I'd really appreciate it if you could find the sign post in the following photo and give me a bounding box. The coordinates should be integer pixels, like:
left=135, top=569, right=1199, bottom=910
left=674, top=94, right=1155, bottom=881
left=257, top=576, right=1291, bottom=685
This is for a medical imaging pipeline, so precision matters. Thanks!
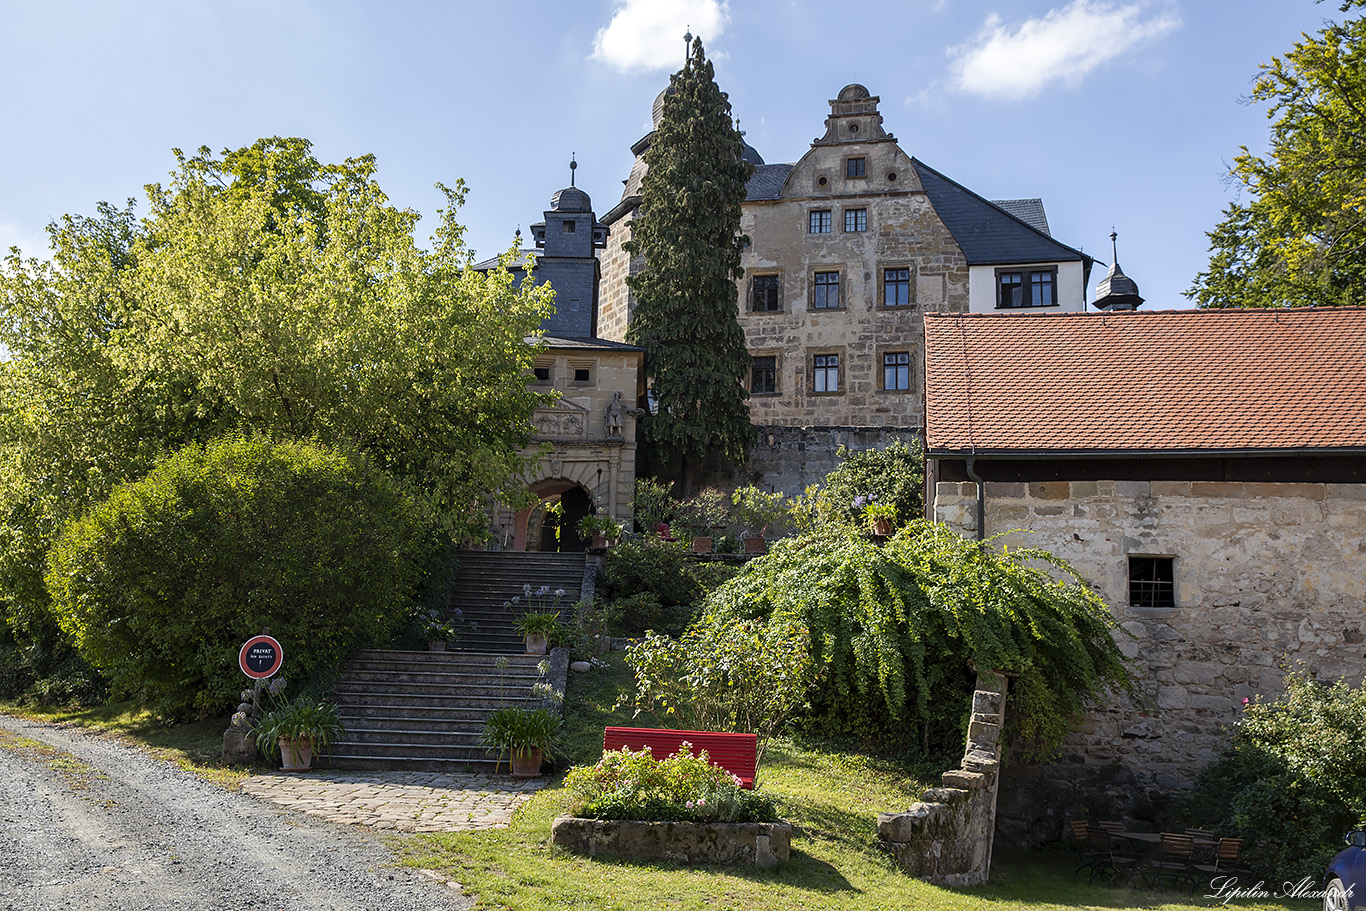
left=239, top=635, right=284, bottom=680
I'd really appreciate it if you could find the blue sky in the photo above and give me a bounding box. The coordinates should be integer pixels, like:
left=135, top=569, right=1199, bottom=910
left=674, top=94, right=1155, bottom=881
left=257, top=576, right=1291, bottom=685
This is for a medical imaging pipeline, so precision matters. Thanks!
left=0, top=0, right=1339, bottom=309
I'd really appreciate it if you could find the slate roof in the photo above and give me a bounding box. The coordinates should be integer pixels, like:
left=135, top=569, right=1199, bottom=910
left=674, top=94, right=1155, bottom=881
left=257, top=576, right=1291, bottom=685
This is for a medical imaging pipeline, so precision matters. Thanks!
left=923, top=309, right=1366, bottom=455
left=746, top=164, right=794, bottom=201
left=913, top=159, right=1088, bottom=266
left=990, top=198, right=1050, bottom=236
left=471, top=250, right=536, bottom=271
left=531, top=335, right=643, bottom=352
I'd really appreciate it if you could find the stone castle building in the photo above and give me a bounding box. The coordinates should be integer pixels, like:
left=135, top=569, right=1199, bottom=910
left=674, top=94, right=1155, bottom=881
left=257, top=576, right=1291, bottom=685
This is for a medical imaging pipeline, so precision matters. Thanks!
left=598, top=84, right=1094, bottom=493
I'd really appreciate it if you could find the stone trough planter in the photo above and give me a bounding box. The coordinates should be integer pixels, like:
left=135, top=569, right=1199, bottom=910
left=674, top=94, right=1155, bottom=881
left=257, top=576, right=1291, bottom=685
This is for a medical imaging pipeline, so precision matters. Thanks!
left=550, top=817, right=792, bottom=868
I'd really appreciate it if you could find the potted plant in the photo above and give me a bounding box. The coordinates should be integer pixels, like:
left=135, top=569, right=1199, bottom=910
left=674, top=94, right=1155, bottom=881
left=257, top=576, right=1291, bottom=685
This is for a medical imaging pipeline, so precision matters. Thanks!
left=679, top=488, right=731, bottom=554
left=480, top=705, right=561, bottom=777
left=424, top=609, right=459, bottom=652
left=254, top=695, right=345, bottom=772
left=515, top=610, right=561, bottom=655
left=577, top=513, right=624, bottom=549
left=731, top=486, right=791, bottom=554
left=865, top=502, right=898, bottom=536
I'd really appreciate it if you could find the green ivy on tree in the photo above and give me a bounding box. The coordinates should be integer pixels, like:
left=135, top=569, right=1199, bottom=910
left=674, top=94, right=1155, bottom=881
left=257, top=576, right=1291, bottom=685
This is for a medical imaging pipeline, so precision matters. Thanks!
left=625, top=38, right=755, bottom=489
left=1189, top=1, right=1366, bottom=307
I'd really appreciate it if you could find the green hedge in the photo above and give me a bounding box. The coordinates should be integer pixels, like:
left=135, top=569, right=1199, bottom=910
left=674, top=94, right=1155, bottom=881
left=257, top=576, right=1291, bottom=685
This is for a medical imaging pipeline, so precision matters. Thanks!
left=46, top=435, right=433, bottom=718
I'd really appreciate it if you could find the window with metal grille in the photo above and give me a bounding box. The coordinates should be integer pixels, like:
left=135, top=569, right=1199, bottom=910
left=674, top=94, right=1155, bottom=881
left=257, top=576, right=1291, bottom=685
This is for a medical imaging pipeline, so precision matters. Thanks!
left=883, top=351, right=910, bottom=390
left=751, top=275, right=780, bottom=312
left=813, top=271, right=840, bottom=309
left=844, top=208, right=867, bottom=232
left=813, top=353, right=840, bottom=392
left=808, top=210, right=832, bottom=234
left=1129, top=556, right=1175, bottom=607
left=884, top=268, right=910, bottom=306
left=751, top=355, right=777, bottom=394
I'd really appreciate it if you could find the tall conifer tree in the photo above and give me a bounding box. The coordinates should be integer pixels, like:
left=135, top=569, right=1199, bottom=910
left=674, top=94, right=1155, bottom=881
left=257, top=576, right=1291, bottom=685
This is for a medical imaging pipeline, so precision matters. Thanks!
left=625, top=38, right=754, bottom=489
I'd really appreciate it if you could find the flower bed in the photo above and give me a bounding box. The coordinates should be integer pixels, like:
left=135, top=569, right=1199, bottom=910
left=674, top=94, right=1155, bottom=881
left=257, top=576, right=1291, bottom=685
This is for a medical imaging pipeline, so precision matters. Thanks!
left=551, top=745, right=790, bottom=867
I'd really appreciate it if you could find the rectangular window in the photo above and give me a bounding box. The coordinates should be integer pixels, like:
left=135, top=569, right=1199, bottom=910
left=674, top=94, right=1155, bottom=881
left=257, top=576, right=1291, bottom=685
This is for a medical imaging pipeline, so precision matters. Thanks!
left=813, top=271, right=841, bottom=309
left=1129, top=556, right=1175, bottom=607
left=884, top=268, right=911, bottom=306
left=562, top=220, right=576, bottom=233
left=751, top=275, right=780, bottom=312
left=846, top=157, right=866, bottom=178
left=533, top=365, right=551, bottom=383
left=997, top=267, right=1058, bottom=308
left=883, top=351, right=910, bottom=390
left=573, top=368, right=591, bottom=383
left=813, top=353, right=840, bottom=393
left=808, top=210, right=832, bottom=234
left=751, top=355, right=777, bottom=394
left=844, top=208, right=867, bottom=232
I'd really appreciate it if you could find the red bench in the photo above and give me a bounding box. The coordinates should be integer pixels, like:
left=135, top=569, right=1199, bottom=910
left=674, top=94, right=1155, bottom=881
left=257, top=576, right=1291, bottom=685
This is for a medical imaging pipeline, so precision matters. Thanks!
left=602, top=726, right=757, bottom=789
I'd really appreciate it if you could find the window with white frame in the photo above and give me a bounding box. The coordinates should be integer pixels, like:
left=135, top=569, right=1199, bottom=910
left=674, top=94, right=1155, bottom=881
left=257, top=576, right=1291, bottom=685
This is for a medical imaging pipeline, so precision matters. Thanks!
left=813, top=353, right=840, bottom=393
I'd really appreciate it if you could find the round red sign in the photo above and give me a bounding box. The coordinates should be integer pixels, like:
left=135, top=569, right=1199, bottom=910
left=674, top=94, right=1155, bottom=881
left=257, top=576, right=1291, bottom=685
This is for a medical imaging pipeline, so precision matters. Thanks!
left=239, top=635, right=284, bottom=679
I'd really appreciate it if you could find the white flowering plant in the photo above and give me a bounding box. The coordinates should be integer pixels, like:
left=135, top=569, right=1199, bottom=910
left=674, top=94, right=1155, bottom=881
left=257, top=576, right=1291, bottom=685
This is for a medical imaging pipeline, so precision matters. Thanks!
left=563, top=745, right=778, bottom=823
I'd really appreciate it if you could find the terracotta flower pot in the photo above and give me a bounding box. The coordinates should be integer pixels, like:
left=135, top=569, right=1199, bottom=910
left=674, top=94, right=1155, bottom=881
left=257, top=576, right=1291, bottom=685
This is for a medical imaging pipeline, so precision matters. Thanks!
left=525, top=632, right=549, bottom=655
left=872, top=517, right=894, bottom=536
left=278, top=736, right=313, bottom=772
left=510, top=747, right=544, bottom=778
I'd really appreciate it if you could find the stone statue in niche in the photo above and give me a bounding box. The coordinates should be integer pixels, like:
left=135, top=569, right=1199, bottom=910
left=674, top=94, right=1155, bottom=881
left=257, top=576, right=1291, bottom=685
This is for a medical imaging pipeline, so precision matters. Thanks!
left=604, top=391, right=625, bottom=439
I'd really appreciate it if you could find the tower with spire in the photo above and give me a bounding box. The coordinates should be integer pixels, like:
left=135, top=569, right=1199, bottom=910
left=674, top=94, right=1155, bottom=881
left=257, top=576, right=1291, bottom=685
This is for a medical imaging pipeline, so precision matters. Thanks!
left=1091, top=231, right=1144, bottom=311
left=527, top=157, right=609, bottom=337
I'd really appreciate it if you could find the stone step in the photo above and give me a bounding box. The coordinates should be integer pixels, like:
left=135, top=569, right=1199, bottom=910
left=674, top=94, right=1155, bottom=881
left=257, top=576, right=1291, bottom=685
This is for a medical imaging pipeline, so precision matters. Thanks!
left=336, top=711, right=491, bottom=730
left=340, top=667, right=543, bottom=686
left=333, top=691, right=543, bottom=710
left=347, top=649, right=545, bottom=668
left=335, top=679, right=547, bottom=699
left=341, top=726, right=485, bottom=746
left=324, top=754, right=508, bottom=773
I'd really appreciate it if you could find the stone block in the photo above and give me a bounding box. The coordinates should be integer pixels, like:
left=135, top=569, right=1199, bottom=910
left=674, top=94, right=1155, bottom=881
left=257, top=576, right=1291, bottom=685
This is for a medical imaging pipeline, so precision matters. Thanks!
left=1191, top=482, right=1245, bottom=498
left=967, top=720, right=1001, bottom=745
left=972, top=690, right=1004, bottom=717
left=985, top=482, right=1026, bottom=498
left=941, top=769, right=990, bottom=790
left=222, top=727, right=257, bottom=764
left=1117, top=480, right=1151, bottom=498
left=1156, top=687, right=1189, bottom=710
left=920, top=787, right=968, bottom=804
left=1029, top=482, right=1070, bottom=500
left=1071, top=481, right=1100, bottom=498
left=1150, top=481, right=1191, bottom=497
left=878, top=810, right=929, bottom=842
left=1244, top=482, right=1326, bottom=500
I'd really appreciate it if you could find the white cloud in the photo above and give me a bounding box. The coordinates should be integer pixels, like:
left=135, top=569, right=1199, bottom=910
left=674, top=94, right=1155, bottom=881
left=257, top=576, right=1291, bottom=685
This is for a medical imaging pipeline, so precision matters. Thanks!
left=949, top=1, right=1180, bottom=101
left=591, top=0, right=729, bottom=74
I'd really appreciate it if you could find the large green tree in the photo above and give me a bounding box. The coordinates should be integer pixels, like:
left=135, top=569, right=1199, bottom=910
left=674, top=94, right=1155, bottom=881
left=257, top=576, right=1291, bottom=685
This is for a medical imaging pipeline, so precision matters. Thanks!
left=1189, top=1, right=1366, bottom=307
left=0, top=138, right=551, bottom=675
left=625, top=39, right=754, bottom=489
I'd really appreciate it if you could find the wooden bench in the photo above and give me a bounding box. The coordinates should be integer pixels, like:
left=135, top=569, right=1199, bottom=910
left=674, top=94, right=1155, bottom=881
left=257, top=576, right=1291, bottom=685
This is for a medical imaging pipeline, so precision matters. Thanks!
left=602, top=726, right=756, bottom=789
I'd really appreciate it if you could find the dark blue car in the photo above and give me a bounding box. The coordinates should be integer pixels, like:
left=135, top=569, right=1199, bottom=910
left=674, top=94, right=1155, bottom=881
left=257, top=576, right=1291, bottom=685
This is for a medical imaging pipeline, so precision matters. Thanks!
left=1325, top=832, right=1366, bottom=911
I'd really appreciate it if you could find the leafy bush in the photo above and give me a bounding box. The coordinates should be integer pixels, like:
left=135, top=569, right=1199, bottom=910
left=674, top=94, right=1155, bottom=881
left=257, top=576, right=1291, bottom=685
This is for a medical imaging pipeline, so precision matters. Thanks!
left=565, top=746, right=779, bottom=823
left=792, top=442, right=923, bottom=533
left=602, top=538, right=700, bottom=606
left=622, top=612, right=812, bottom=764
left=1168, top=669, right=1366, bottom=881
left=629, top=477, right=677, bottom=535
left=45, top=435, right=433, bottom=719
left=693, top=522, right=1134, bottom=763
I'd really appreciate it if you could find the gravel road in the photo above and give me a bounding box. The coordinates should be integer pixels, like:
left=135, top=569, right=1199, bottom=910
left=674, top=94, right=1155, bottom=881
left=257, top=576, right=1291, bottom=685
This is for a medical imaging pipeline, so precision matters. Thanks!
left=0, top=714, right=469, bottom=911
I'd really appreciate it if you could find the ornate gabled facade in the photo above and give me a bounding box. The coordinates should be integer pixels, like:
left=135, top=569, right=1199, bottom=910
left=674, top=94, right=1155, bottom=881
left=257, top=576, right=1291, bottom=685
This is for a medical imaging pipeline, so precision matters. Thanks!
left=598, top=84, right=1094, bottom=494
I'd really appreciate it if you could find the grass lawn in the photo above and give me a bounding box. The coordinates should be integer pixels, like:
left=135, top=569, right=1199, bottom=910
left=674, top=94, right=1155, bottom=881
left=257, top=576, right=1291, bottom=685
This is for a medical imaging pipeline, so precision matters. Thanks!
left=396, top=654, right=1309, bottom=911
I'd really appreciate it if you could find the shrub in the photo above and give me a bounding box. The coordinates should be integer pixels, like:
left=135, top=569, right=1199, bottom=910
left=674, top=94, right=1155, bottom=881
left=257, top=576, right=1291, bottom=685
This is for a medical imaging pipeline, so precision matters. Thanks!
left=688, top=522, right=1134, bottom=763
left=1168, top=669, right=1366, bottom=881
left=565, top=746, right=779, bottom=823
left=629, top=477, right=677, bottom=535
left=622, top=611, right=812, bottom=764
left=45, top=435, right=433, bottom=719
left=792, top=441, right=923, bottom=533
left=602, top=538, right=699, bottom=606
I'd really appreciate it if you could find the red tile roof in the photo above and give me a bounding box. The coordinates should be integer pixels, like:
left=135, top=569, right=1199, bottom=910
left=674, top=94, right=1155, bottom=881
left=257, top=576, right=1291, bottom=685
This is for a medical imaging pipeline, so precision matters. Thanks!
left=923, top=309, right=1366, bottom=455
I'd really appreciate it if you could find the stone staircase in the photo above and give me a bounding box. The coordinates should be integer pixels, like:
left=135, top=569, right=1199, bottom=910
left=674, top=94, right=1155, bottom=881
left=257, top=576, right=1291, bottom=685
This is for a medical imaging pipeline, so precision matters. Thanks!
left=325, top=551, right=586, bottom=771
left=449, top=551, right=585, bottom=653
